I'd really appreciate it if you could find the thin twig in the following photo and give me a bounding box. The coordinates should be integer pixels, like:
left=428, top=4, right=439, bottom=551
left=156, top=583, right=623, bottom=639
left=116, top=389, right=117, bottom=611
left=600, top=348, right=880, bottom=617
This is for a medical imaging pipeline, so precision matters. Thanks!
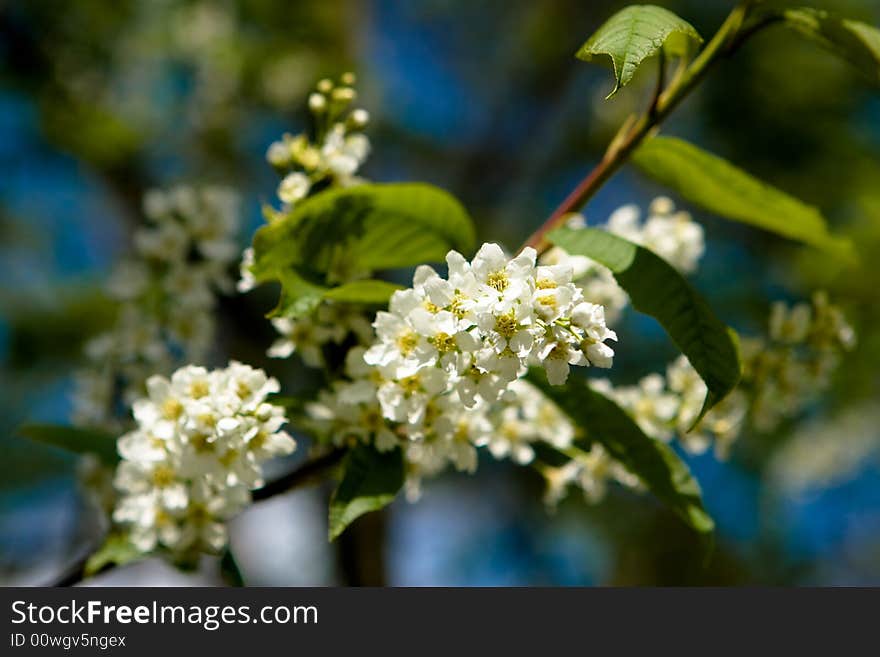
left=252, top=448, right=345, bottom=501
left=648, top=49, right=666, bottom=120
left=521, top=1, right=767, bottom=255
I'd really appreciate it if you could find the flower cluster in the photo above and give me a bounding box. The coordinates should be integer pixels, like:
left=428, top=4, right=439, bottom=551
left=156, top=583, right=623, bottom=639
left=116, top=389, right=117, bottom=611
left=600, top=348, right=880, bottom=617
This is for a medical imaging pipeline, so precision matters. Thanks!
left=591, top=357, right=748, bottom=459
left=577, top=292, right=854, bottom=461
left=541, top=197, right=705, bottom=324
left=237, top=74, right=375, bottom=367
left=306, top=351, right=633, bottom=501
left=266, top=72, right=370, bottom=209
left=665, top=357, right=747, bottom=457
left=604, top=197, right=705, bottom=274
left=237, top=79, right=852, bottom=527
left=304, top=242, right=619, bottom=498
left=112, top=363, right=296, bottom=557
left=743, top=291, right=855, bottom=431
left=770, top=402, right=880, bottom=495
left=268, top=305, right=374, bottom=368
left=72, top=186, right=241, bottom=430
left=540, top=444, right=642, bottom=506
left=366, top=243, right=616, bottom=397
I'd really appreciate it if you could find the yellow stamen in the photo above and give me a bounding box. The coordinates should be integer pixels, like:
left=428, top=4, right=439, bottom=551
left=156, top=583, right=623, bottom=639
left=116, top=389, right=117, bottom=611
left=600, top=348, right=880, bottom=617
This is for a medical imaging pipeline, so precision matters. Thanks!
left=449, top=295, right=468, bottom=319
left=487, top=271, right=509, bottom=292
left=161, top=398, right=183, bottom=420
left=189, top=432, right=214, bottom=453
left=189, top=380, right=210, bottom=399
left=219, top=449, right=239, bottom=467
left=396, top=330, right=419, bottom=355
left=432, top=332, right=457, bottom=353
left=494, top=312, right=518, bottom=338
left=151, top=465, right=176, bottom=488
left=399, top=375, right=421, bottom=395
left=249, top=431, right=267, bottom=451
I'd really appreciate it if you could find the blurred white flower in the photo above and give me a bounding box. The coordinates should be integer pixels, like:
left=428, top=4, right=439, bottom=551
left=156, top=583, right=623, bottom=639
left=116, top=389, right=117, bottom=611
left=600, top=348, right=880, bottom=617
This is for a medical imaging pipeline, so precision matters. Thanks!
left=277, top=172, right=311, bottom=205
left=72, top=186, right=241, bottom=431
left=540, top=198, right=706, bottom=326
left=541, top=444, right=640, bottom=506
left=268, top=304, right=373, bottom=368
left=770, top=403, right=880, bottom=495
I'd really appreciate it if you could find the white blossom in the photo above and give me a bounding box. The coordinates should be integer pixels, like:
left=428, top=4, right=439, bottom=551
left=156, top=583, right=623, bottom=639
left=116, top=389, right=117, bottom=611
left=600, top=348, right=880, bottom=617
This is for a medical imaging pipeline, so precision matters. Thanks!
left=237, top=247, right=256, bottom=293
left=238, top=75, right=372, bottom=294
left=112, top=362, right=295, bottom=558
left=597, top=373, right=679, bottom=441
left=666, top=355, right=747, bottom=456
left=322, top=123, right=370, bottom=181
left=539, top=198, right=706, bottom=326
left=301, top=241, right=617, bottom=495
left=606, top=197, right=705, bottom=274
left=745, top=292, right=855, bottom=433
left=268, top=304, right=374, bottom=368
left=277, top=171, right=311, bottom=205
left=363, top=243, right=616, bottom=427
left=263, top=76, right=371, bottom=203
left=541, top=444, right=640, bottom=506
left=769, top=300, right=811, bottom=344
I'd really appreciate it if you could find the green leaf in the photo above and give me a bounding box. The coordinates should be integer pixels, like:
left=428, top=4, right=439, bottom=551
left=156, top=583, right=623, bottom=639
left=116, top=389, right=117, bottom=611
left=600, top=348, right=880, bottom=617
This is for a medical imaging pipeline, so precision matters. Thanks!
left=268, top=269, right=328, bottom=318
left=253, top=183, right=475, bottom=284
left=269, top=275, right=403, bottom=319
left=85, top=533, right=142, bottom=577
left=531, top=442, right=574, bottom=468
left=548, top=227, right=741, bottom=421
left=19, top=423, right=120, bottom=466
left=632, top=136, right=855, bottom=260
left=328, top=445, right=404, bottom=541
left=219, top=548, right=245, bottom=587
left=530, top=374, right=714, bottom=534
left=784, top=8, right=880, bottom=84
left=323, top=279, right=404, bottom=304
left=577, top=5, right=702, bottom=98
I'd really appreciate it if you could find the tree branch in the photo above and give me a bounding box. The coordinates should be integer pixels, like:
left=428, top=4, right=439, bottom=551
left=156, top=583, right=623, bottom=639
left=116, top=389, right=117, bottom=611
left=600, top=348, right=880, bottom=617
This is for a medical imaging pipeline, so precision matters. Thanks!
left=45, top=448, right=346, bottom=587
left=521, top=1, right=765, bottom=255
left=252, top=448, right=345, bottom=502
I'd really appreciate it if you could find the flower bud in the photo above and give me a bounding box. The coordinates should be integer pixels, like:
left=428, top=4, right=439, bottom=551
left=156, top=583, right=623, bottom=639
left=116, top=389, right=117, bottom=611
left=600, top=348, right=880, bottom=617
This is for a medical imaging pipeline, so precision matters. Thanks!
left=649, top=196, right=675, bottom=216
left=266, top=141, right=290, bottom=167
left=308, top=92, right=327, bottom=113
left=332, top=87, right=356, bottom=103
left=278, top=172, right=311, bottom=204
left=350, top=108, right=370, bottom=128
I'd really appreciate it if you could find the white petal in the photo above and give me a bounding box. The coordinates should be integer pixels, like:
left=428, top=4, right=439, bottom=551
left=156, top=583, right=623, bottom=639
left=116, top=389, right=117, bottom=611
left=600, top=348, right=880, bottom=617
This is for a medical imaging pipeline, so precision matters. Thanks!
left=544, top=359, right=570, bottom=385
